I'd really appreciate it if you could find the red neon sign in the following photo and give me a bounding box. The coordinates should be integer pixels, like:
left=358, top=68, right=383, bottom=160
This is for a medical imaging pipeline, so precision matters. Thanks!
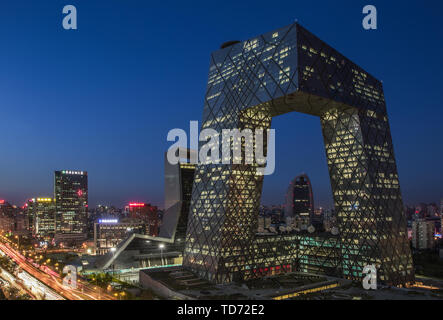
left=0, top=200, right=5, bottom=204
left=129, top=203, right=145, bottom=207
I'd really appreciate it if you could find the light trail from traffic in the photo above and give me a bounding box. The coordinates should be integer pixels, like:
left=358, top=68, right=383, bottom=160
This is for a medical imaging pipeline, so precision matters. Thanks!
left=0, top=266, right=38, bottom=299
left=16, top=270, right=64, bottom=300
left=0, top=240, right=115, bottom=300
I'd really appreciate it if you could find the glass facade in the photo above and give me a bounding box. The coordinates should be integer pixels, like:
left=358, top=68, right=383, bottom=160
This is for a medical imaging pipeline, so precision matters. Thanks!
left=160, top=149, right=196, bottom=243
left=183, top=23, right=413, bottom=286
left=27, top=198, right=56, bottom=239
left=54, top=170, right=88, bottom=234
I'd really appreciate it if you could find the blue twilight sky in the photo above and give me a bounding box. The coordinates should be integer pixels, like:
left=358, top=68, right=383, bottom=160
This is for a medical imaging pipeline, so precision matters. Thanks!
left=0, top=0, right=442, bottom=209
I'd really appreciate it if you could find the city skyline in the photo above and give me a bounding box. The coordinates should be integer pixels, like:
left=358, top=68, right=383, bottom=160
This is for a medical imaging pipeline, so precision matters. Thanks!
left=0, top=1, right=442, bottom=303
left=2, top=166, right=441, bottom=210
left=0, top=1, right=442, bottom=209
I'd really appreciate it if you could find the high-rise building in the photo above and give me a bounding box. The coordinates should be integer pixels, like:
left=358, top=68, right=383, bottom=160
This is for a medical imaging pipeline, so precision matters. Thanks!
left=92, top=149, right=196, bottom=274
left=0, top=201, right=15, bottom=233
left=26, top=198, right=55, bottom=239
left=160, top=148, right=196, bottom=243
left=128, top=203, right=159, bottom=236
left=285, top=174, right=314, bottom=227
left=0, top=201, right=28, bottom=237
left=54, top=170, right=88, bottom=235
left=183, top=23, right=414, bottom=286
left=312, top=207, right=324, bottom=229
left=412, top=220, right=435, bottom=250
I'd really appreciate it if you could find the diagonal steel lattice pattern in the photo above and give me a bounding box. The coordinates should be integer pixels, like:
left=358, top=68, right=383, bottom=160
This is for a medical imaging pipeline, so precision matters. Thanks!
left=183, top=23, right=414, bottom=286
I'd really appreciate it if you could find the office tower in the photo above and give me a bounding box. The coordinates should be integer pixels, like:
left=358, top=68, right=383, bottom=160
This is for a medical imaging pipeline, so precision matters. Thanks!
left=183, top=23, right=414, bottom=286
left=128, top=203, right=159, bottom=236
left=412, top=220, right=435, bottom=250
left=27, top=198, right=56, bottom=239
left=0, top=201, right=14, bottom=233
left=285, top=174, right=314, bottom=227
left=54, top=170, right=88, bottom=235
left=0, top=202, right=28, bottom=237
left=160, top=148, right=196, bottom=243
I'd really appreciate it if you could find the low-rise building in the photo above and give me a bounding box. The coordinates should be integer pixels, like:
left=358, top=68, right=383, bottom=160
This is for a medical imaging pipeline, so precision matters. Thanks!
left=93, top=218, right=147, bottom=255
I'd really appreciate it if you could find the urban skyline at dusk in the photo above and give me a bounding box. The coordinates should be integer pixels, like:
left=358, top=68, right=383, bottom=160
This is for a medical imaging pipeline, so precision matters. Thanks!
left=0, top=1, right=442, bottom=209
left=1, top=0, right=443, bottom=304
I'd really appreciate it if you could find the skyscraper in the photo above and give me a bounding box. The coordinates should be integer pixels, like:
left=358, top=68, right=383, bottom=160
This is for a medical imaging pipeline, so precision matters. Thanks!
left=183, top=23, right=414, bottom=286
left=27, top=197, right=56, bottom=239
left=0, top=201, right=16, bottom=233
left=54, top=170, right=88, bottom=236
left=160, top=148, right=196, bottom=243
left=284, top=174, right=314, bottom=227
left=412, top=220, right=435, bottom=250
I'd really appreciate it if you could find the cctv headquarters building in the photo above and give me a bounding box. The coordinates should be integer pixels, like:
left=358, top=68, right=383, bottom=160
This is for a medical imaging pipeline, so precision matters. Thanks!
left=182, top=23, right=414, bottom=286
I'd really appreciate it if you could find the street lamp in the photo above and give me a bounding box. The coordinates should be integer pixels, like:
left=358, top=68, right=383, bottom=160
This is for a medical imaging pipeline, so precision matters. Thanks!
left=15, top=235, right=20, bottom=249
left=94, top=285, right=101, bottom=300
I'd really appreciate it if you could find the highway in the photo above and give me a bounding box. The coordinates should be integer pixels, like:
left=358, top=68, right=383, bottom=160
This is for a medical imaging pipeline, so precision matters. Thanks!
left=0, top=240, right=115, bottom=300
left=16, top=269, right=64, bottom=300
left=0, top=266, right=40, bottom=299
